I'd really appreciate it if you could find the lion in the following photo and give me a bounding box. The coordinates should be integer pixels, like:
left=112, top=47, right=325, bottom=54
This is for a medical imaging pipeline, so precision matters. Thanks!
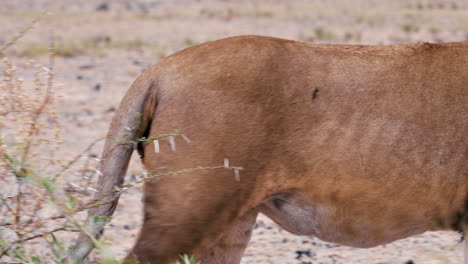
left=66, top=36, right=468, bottom=263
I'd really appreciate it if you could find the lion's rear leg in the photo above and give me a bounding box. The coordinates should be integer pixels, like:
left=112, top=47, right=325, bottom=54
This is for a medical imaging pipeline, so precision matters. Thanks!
left=194, top=209, right=258, bottom=263
left=124, top=206, right=256, bottom=264
left=122, top=172, right=254, bottom=264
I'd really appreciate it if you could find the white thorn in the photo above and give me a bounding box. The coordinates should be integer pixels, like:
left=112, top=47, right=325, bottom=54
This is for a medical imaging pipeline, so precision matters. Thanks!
left=87, top=187, right=97, bottom=193
left=224, top=158, right=230, bottom=168
left=69, top=182, right=82, bottom=190
left=153, top=140, right=160, bottom=153
left=94, top=169, right=103, bottom=177
left=169, top=136, right=176, bottom=151
left=234, top=168, right=240, bottom=182
left=181, top=134, right=192, bottom=143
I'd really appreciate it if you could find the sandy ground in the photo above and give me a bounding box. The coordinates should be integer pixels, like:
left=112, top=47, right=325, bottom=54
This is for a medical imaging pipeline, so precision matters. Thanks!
left=1, top=0, right=467, bottom=263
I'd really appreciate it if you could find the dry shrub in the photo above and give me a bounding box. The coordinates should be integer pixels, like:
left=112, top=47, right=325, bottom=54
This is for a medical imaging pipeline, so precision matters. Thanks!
left=0, top=10, right=223, bottom=264
left=0, top=46, right=105, bottom=263
left=0, top=52, right=201, bottom=263
left=0, top=14, right=120, bottom=263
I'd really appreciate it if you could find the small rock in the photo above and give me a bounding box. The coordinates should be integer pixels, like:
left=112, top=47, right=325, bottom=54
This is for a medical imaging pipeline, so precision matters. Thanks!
left=105, top=106, right=116, bottom=113
left=77, top=75, right=84, bottom=80
left=79, top=64, right=94, bottom=70
left=83, top=109, right=93, bottom=115
left=405, top=261, right=415, bottom=264
left=96, top=3, right=110, bottom=11
left=295, top=249, right=312, bottom=259
left=93, top=83, right=101, bottom=91
left=92, top=35, right=111, bottom=44
left=124, top=224, right=133, bottom=230
left=325, top=243, right=340, bottom=248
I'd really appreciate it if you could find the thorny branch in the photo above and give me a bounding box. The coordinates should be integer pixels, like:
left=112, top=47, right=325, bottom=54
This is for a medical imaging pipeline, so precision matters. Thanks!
left=0, top=225, right=75, bottom=258
left=26, top=138, right=104, bottom=229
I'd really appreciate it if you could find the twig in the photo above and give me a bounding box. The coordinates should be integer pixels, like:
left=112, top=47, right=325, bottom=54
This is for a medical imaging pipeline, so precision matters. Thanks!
left=0, top=110, right=30, bottom=115
left=46, top=30, right=62, bottom=164
left=69, top=199, right=114, bottom=214
left=54, top=138, right=103, bottom=181
left=20, top=31, right=55, bottom=165
left=0, top=226, right=71, bottom=258
left=66, top=215, right=102, bottom=250
left=10, top=36, right=57, bottom=239
left=0, top=195, right=13, bottom=215
left=0, top=11, right=48, bottom=53
left=22, top=36, right=57, bottom=227
left=14, top=180, right=22, bottom=236
left=25, top=138, right=104, bottom=228
left=2, top=199, right=113, bottom=230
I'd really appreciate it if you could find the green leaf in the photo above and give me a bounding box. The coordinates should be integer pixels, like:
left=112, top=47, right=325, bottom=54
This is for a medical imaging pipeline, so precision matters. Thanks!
left=11, top=246, right=28, bottom=261
left=32, top=256, right=42, bottom=264
left=177, top=254, right=199, bottom=264
left=42, top=177, right=55, bottom=195
left=51, top=233, right=64, bottom=250
left=45, top=233, right=65, bottom=263
left=102, top=259, right=120, bottom=264
left=66, top=194, right=75, bottom=209
left=3, top=153, right=15, bottom=165
left=73, top=259, right=86, bottom=264
left=93, top=216, right=110, bottom=224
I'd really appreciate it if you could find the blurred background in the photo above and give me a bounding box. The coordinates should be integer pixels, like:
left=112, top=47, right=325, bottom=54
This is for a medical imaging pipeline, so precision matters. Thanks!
left=3, top=0, right=468, bottom=59
left=1, top=1, right=466, bottom=263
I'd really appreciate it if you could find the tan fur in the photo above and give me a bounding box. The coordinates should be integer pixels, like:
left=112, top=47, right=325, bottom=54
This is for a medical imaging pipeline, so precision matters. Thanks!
left=67, top=36, right=468, bottom=263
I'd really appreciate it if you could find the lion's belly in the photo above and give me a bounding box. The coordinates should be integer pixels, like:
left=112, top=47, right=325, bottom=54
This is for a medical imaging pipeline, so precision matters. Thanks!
left=259, top=188, right=454, bottom=248
left=255, top=109, right=468, bottom=247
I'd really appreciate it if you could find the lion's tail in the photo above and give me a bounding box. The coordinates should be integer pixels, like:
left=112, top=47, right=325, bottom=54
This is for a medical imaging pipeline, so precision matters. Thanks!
left=65, top=67, right=158, bottom=263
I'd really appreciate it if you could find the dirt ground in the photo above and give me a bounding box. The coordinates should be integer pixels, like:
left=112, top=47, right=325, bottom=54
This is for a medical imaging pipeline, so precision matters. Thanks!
left=1, top=0, right=467, bottom=263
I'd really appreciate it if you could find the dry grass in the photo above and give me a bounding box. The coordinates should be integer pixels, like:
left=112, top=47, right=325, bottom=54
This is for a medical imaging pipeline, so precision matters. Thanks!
left=18, top=39, right=163, bottom=58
